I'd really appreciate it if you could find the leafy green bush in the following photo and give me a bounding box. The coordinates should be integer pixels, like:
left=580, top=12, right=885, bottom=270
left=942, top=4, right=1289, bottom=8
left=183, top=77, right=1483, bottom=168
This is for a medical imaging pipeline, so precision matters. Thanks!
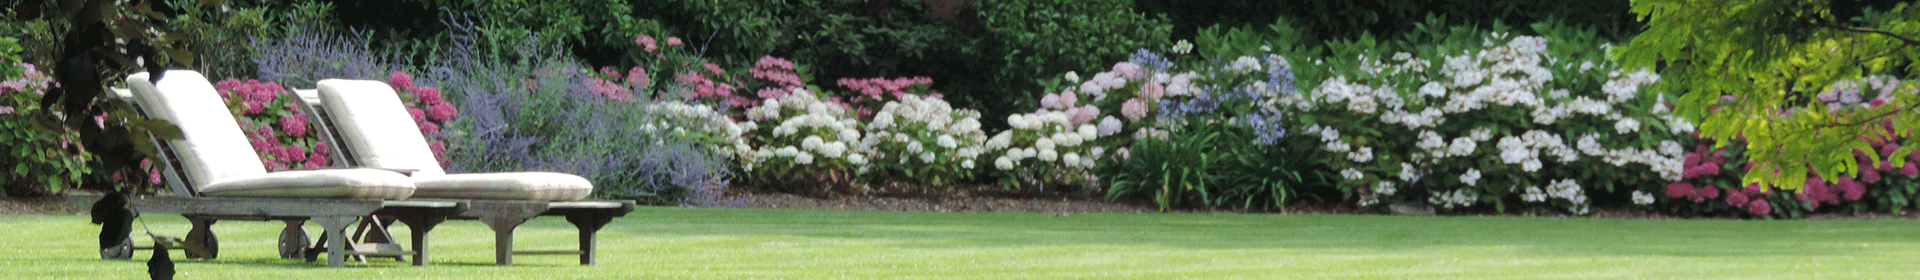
left=162, top=0, right=281, bottom=80
left=0, top=44, right=89, bottom=197
left=1103, top=121, right=1318, bottom=212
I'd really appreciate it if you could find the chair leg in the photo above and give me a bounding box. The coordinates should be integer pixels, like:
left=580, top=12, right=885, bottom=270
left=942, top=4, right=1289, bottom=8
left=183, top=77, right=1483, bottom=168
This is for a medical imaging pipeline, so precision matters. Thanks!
left=564, top=213, right=614, bottom=265
left=391, top=213, right=446, bottom=266
left=468, top=201, right=546, bottom=266
left=310, top=216, right=359, bottom=267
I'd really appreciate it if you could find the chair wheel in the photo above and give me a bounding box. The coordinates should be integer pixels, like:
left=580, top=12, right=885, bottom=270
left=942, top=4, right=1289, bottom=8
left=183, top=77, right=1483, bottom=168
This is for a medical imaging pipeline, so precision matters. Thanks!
left=278, top=226, right=311, bottom=259
left=100, top=237, right=133, bottom=259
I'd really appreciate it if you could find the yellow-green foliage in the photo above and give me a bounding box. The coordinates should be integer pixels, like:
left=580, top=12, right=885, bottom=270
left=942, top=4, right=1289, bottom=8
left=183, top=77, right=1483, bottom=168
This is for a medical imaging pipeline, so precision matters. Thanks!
left=1619, top=0, right=1920, bottom=191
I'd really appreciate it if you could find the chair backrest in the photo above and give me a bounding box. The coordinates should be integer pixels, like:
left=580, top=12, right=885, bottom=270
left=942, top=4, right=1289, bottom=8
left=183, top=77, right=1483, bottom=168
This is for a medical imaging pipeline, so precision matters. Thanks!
left=314, top=79, right=449, bottom=176
left=126, top=71, right=269, bottom=188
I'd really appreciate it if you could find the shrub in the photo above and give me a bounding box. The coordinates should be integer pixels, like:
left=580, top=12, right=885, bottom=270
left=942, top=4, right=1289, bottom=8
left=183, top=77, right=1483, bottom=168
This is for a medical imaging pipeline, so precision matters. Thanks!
left=432, top=20, right=737, bottom=206
left=0, top=60, right=90, bottom=196
left=1288, top=21, right=1687, bottom=214
left=381, top=71, right=459, bottom=166
left=212, top=78, right=334, bottom=171
left=738, top=89, right=869, bottom=193
left=249, top=25, right=400, bottom=89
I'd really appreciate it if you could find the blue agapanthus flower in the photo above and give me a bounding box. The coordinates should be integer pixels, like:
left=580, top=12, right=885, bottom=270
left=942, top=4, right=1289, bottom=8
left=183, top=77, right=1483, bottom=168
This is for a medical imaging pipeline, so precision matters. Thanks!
left=1130, top=49, right=1172, bottom=72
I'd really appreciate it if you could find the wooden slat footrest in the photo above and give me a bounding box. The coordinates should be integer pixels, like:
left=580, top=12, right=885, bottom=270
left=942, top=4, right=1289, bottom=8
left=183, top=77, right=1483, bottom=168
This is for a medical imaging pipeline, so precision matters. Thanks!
left=512, top=250, right=584, bottom=255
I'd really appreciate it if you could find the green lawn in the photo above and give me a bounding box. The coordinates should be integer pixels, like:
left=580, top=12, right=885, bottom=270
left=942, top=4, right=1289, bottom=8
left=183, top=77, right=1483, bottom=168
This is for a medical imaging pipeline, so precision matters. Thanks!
left=2, top=207, right=1915, bottom=279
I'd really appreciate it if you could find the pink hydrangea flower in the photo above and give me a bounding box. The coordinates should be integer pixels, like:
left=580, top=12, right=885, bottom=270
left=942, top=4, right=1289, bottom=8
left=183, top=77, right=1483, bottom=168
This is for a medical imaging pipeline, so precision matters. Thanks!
left=1120, top=98, right=1148, bottom=121
left=420, top=121, right=440, bottom=137
left=428, top=101, right=458, bottom=123
left=628, top=66, right=651, bottom=87
left=1746, top=199, right=1771, bottom=215
left=215, top=79, right=242, bottom=97
left=704, top=63, right=725, bottom=75
left=285, top=146, right=308, bottom=162
left=428, top=141, right=448, bottom=165
left=1040, top=94, right=1062, bottom=109
left=1097, top=116, right=1122, bottom=137
left=312, top=142, right=330, bottom=156
left=388, top=71, right=415, bottom=90
left=1663, top=182, right=1692, bottom=199
left=250, top=137, right=272, bottom=152
left=1725, top=190, right=1749, bottom=207
left=1111, top=62, right=1143, bottom=81
left=279, top=115, right=309, bottom=137
left=306, top=153, right=329, bottom=169
left=408, top=108, right=427, bottom=124
left=666, top=37, right=683, bottom=46
left=1068, top=105, right=1099, bottom=125
left=636, top=35, right=658, bottom=52
left=413, top=87, right=444, bottom=104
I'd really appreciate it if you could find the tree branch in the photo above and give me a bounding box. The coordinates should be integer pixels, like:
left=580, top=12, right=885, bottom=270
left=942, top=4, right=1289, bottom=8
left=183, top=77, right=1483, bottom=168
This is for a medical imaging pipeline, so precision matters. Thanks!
left=1809, top=21, right=1920, bottom=46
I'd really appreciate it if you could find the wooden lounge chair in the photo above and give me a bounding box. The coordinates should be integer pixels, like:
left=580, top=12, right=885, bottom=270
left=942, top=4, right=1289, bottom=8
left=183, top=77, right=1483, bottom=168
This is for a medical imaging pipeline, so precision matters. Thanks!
left=117, top=70, right=467, bottom=267
left=305, top=79, right=635, bottom=266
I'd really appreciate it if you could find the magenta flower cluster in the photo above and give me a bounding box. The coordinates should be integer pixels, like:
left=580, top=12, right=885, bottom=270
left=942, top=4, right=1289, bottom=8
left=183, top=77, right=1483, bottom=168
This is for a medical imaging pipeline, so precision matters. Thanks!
left=387, top=71, right=459, bottom=166
left=214, top=78, right=332, bottom=171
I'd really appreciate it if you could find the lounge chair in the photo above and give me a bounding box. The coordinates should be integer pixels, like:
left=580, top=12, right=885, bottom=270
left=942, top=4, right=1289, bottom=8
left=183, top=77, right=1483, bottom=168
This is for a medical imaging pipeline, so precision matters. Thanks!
left=118, top=70, right=467, bottom=267
left=307, top=79, right=634, bottom=265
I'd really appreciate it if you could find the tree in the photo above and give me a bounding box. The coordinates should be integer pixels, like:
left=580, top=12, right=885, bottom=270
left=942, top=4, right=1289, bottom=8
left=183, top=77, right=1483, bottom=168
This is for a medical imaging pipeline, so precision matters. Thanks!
left=1619, top=0, right=1920, bottom=192
left=24, top=0, right=185, bottom=194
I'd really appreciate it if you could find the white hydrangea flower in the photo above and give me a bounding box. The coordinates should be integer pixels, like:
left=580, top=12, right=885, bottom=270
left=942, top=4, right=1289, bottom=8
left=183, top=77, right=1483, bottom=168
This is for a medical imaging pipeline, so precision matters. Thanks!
left=1521, top=186, right=1546, bottom=202
left=1038, top=149, right=1058, bottom=162
left=1034, top=138, right=1056, bottom=152
left=794, top=152, right=815, bottom=164
left=1447, top=137, right=1477, bottom=157
left=1350, top=146, right=1374, bottom=163
left=820, top=141, right=847, bottom=158
left=1614, top=118, right=1641, bottom=134
left=936, top=135, right=958, bottom=149
left=848, top=153, right=868, bottom=165
left=1631, top=190, right=1656, bottom=205
left=1460, top=168, right=1481, bottom=186
left=1340, top=168, right=1363, bottom=180
left=1399, top=163, right=1418, bottom=181
left=920, top=152, right=936, bottom=163
left=995, top=156, right=1015, bottom=170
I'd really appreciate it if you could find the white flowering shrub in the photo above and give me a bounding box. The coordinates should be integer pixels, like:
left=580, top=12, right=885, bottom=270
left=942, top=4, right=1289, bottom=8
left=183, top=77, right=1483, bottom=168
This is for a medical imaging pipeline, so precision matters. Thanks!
left=738, top=88, right=869, bottom=192
left=857, top=94, right=989, bottom=186
left=1291, top=25, right=1691, bottom=214
left=643, top=100, right=749, bottom=157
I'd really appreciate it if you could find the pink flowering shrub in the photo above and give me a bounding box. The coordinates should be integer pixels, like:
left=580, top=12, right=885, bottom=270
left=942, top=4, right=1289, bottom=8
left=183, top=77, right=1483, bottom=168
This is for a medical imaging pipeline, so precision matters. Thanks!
left=384, top=71, right=460, bottom=166
left=1656, top=76, right=1920, bottom=218
left=214, top=78, right=333, bottom=171
left=834, top=76, right=936, bottom=120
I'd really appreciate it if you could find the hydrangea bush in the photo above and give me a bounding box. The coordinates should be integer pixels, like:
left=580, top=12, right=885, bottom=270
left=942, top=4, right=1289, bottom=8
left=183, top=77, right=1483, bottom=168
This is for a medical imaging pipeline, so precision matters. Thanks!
left=856, top=94, right=987, bottom=187
left=1289, top=25, right=1689, bottom=214
left=213, top=78, right=334, bottom=171
left=384, top=71, right=459, bottom=166
left=738, top=89, right=869, bottom=192
left=1663, top=76, right=1920, bottom=218
left=0, top=61, right=99, bottom=195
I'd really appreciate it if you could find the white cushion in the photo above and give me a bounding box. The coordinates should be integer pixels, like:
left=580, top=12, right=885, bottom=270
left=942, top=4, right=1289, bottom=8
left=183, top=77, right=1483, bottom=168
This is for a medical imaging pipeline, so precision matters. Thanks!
left=314, top=79, right=447, bottom=176
left=127, top=70, right=417, bottom=199
left=202, top=168, right=416, bottom=199
left=412, top=172, right=592, bottom=201
left=128, top=71, right=268, bottom=186
left=317, top=79, right=597, bottom=201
